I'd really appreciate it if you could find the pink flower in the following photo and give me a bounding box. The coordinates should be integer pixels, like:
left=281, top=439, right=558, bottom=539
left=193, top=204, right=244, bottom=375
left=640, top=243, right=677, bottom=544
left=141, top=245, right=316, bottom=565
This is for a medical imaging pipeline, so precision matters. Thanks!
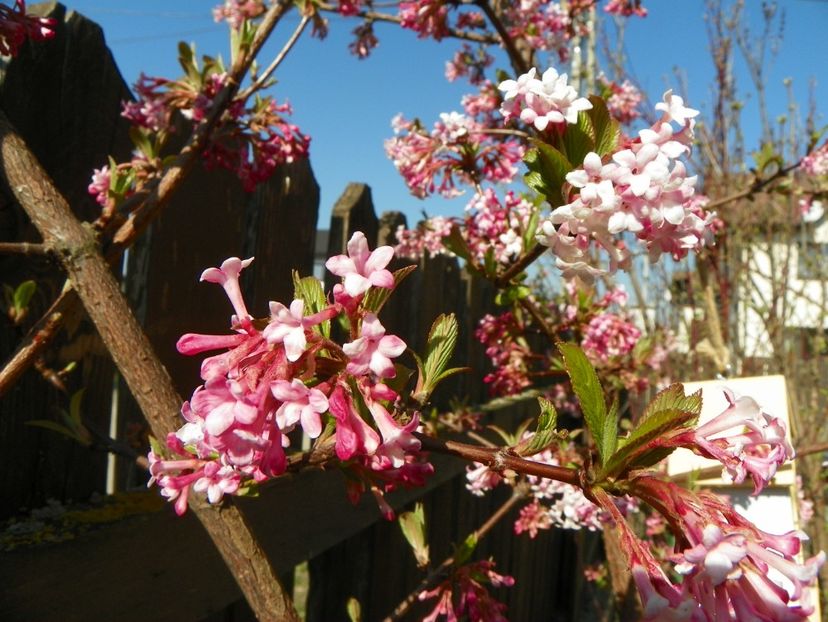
left=328, top=383, right=380, bottom=460
left=325, top=232, right=394, bottom=297
left=190, top=376, right=261, bottom=436
left=263, top=299, right=307, bottom=362
left=0, top=0, right=56, bottom=57
left=499, top=67, right=592, bottom=131
left=87, top=166, right=111, bottom=207
left=201, top=257, right=254, bottom=325
left=271, top=378, right=329, bottom=438
left=673, top=388, right=795, bottom=493
left=343, top=314, right=406, bottom=378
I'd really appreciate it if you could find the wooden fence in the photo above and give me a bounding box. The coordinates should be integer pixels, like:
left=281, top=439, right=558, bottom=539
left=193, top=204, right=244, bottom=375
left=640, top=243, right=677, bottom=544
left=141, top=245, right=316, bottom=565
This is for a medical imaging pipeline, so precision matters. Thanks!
left=1, top=5, right=585, bottom=621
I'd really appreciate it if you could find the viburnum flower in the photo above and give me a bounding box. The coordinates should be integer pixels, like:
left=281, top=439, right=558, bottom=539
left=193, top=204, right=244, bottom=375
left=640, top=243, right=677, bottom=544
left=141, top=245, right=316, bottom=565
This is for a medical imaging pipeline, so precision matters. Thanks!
left=201, top=256, right=254, bottom=323
left=271, top=378, right=329, bottom=438
left=802, top=141, right=828, bottom=177
left=87, top=166, right=111, bottom=207
left=0, top=0, right=56, bottom=57
left=212, top=0, right=265, bottom=29
left=419, top=560, right=515, bottom=622
left=325, top=231, right=395, bottom=297
left=538, top=91, right=715, bottom=281
left=670, top=388, right=794, bottom=493
left=343, top=313, right=406, bottom=378
left=499, top=66, right=592, bottom=131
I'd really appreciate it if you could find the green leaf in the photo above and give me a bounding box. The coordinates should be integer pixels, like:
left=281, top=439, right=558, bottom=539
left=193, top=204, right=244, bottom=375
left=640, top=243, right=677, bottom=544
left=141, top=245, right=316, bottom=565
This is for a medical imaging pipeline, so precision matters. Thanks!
left=178, top=41, right=200, bottom=83
left=148, top=435, right=165, bottom=457
left=362, top=265, right=417, bottom=315
left=414, top=314, right=461, bottom=403
left=557, top=343, right=609, bottom=463
left=12, top=280, right=36, bottom=313
left=752, top=142, right=783, bottom=175
left=523, top=140, right=573, bottom=205
left=600, top=384, right=702, bottom=479
left=129, top=126, right=155, bottom=159
left=292, top=271, right=330, bottom=338
left=513, top=397, right=558, bottom=457
left=398, top=502, right=430, bottom=568
left=521, top=205, right=541, bottom=253
left=494, top=284, right=530, bottom=306
left=585, top=96, right=621, bottom=157
left=602, top=395, right=619, bottom=460
left=69, top=389, right=85, bottom=427
left=454, top=533, right=478, bottom=567
left=26, top=420, right=80, bottom=441
left=561, top=116, right=595, bottom=168
left=441, top=224, right=473, bottom=263
left=346, top=598, right=362, bottom=622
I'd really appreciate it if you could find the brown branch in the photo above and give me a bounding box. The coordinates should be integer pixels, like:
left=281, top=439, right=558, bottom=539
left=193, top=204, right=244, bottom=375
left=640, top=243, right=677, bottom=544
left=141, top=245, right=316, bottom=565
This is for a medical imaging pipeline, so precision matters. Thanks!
left=473, top=0, right=531, bottom=75
left=704, top=160, right=801, bottom=212
left=417, top=433, right=580, bottom=486
left=0, top=110, right=299, bottom=622
left=239, top=14, right=311, bottom=101
left=494, top=243, right=547, bottom=288
left=315, top=3, right=500, bottom=45
left=0, top=241, right=49, bottom=255
left=385, top=489, right=527, bottom=622
left=0, top=284, right=74, bottom=397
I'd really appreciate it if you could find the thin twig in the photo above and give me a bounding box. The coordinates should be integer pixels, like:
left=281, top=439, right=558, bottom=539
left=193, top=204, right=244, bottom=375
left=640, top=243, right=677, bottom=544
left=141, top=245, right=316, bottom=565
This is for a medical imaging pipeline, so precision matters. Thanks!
left=315, top=3, right=499, bottom=45
left=473, top=0, right=531, bottom=75
left=704, top=161, right=801, bottom=212
left=385, top=489, right=527, bottom=621
left=519, top=296, right=557, bottom=342
left=0, top=284, right=74, bottom=397
left=417, top=433, right=580, bottom=486
left=495, top=244, right=547, bottom=288
left=239, top=15, right=311, bottom=101
left=0, top=241, right=49, bottom=255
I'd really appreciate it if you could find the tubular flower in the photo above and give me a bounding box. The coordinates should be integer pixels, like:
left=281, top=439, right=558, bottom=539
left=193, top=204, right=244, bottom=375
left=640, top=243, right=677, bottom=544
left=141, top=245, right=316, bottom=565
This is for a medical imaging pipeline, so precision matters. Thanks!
left=325, top=231, right=395, bottom=297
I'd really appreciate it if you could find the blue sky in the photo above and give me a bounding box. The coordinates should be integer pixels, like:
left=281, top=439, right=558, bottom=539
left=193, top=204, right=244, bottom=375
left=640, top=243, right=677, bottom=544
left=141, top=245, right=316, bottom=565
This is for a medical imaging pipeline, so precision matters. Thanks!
left=64, top=1, right=828, bottom=228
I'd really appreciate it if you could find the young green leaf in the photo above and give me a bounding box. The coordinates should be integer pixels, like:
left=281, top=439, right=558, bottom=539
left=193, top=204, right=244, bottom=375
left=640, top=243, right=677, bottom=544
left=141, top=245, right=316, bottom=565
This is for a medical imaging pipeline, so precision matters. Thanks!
left=454, top=533, right=478, bottom=567
left=601, top=395, right=619, bottom=461
left=523, top=140, right=573, bottom=205
left=599, top=384, right=702, bottom=480
left=12, top=280, right=36, bottom=314
left=585, top=96, right=621, bottom=157
left=346, top=598, right=362, bottom=622
left=362, top=265, right=417, bottom=315
left=292, top=271, right=330, bottom=338
left=398, top=502, right=430, bottom=568
left=441, top=224, right=473, bottom=263
left=413, top=314, right=466, bottom=403
left=561, top=117, right=595, bottom=168
left=557, top=343, right=609, bottom=463
left=513, top=397, right=559, bottom=457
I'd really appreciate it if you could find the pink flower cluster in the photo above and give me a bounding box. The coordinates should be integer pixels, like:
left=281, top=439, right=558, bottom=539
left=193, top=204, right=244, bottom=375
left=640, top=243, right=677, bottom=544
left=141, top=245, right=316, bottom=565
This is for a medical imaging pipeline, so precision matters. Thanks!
left=212, top=0, right=265, bottom=29
left=580, top=312, right=641, bottom=364
left=502, top=1, right=574, bottom=63
left=801, top=141, right=828, bottom=177
left=120, top=68, right=309, bottom=192
left=621, top=478, right=824, bottom=621
left=445, top=44, right=494, bottom=85
left=672, top=388, right=794, bottom=494
left=474, top=311, right=532, bottom=397
left=539, top=90, right=717, bottom=282
left=604, top=0, right=647, bottom=17
left=87, top=166, right=111, bottom=207
left=499, top=67, right=593, bottom=131
left=599, top=74, right=643, bottom=125
left=148, top=233, right=431, bottom=516
left=419, top=559, right=515, bottom=622
left=394, top=190, right=534, bottom=267
left=399, top=0, right=451, bottom=40
left=385, top=112, right=524, bottom=198
left=0, top=0, right=55, bottom=57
